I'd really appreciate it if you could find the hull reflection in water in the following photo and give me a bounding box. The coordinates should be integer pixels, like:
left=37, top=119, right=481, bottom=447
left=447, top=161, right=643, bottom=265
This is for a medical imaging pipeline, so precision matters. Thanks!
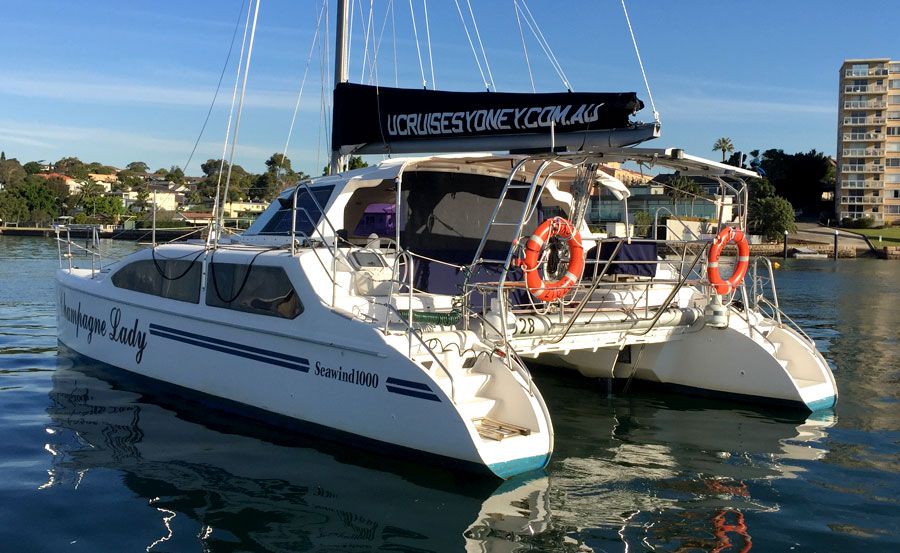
left=44, top=355, right=563, bottom=552
left=535, top=369, right=835, bottom=551
left=42, top=352, right=836, bottom=552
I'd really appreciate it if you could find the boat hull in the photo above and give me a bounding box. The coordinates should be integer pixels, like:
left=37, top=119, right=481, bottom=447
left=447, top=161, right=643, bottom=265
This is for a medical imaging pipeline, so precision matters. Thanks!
left=538, top=312, right=838, bottom=412
left=56, top=271, right=549, bottom=478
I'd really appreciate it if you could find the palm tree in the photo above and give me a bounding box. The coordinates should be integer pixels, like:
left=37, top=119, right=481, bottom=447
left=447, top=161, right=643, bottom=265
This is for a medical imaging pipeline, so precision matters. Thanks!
left=712, top=137, right=734, bottom=162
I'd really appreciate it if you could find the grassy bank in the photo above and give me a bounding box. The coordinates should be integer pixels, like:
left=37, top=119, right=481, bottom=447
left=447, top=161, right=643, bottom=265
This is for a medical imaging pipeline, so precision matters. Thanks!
left=848, top=227, right=900, bottom=246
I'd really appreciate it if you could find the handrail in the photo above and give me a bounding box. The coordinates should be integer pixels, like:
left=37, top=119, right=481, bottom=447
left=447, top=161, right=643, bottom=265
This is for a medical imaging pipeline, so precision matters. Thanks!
left=54, top=225, right=103, bottom=277
left=381, top=302, right=457, bottom=402
left=652, top=206, right=704, bottom=241
left=542, top=239, right=624, bottom=344
left=629, top=246, right=705, bottom=336
left=461, top=305, right=536, bottom=397
left=750, top=256, right=781, bottom=325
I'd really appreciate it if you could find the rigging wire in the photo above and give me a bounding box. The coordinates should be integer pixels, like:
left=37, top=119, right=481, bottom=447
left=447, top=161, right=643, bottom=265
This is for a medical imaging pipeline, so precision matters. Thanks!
left=422, top=0, right=436, bottom=89
left=464, top=0, right=495, bottom=91
left=359, top=0, right=375, bottom=83
left=451, top=0, right=489, bottom=91
left=183, top=0, right=247, bottom=175
left=219, top=0, right=261, bottom=247
left=391, top=0, right=398, bottom=86
left=620, top=0, right=659, bottom=122
left=408, top=0, right=428, bottom=88
left=512, top=0, right=535, bottom=93
left=282, top=0, right=327, bottom=166
left=519, top=0, right=571, bottom=91
left=370, top=0, right=396, bottom=86
left=210, top=0, right=254, bottom=248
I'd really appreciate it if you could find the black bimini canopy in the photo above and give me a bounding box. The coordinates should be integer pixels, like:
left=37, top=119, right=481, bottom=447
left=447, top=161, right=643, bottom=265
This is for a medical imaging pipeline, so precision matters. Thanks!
left=332, top=83, right=655, bottom=156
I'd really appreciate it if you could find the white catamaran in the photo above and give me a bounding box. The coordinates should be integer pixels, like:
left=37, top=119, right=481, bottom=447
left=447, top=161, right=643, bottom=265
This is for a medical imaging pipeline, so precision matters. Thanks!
left=55, top=1, right=837, bottom=478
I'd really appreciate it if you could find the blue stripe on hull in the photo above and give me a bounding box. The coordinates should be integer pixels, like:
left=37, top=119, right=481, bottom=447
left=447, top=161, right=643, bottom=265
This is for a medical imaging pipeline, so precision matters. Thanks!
left=148, top=327, right=310, bottom=373
left=148, top=323, right=310, bottom=366
left=385, top=385, right=441, bottom=402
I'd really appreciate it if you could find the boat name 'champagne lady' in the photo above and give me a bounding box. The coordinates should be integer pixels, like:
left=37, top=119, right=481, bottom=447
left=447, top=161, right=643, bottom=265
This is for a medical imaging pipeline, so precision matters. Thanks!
left=59, top=292, right=148, bottom=363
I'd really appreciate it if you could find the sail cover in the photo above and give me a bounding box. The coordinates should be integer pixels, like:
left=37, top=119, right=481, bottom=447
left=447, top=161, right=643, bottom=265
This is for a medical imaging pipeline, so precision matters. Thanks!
left=332, top=83, right=645, bottom=153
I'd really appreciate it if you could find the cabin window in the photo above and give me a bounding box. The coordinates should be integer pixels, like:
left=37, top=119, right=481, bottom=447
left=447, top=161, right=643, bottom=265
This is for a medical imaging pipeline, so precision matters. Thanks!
left=112, top=259, right=202, bottom=303
left=206, top=263, right=302, bottom=319
left=250, top=185, right=335, bottom=237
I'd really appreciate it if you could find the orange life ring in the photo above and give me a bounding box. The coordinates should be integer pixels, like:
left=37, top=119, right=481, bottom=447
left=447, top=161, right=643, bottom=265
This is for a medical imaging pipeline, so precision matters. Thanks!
left=707, top=226, right=750, bottom=295
left=521, top=217, right=585, bottom=302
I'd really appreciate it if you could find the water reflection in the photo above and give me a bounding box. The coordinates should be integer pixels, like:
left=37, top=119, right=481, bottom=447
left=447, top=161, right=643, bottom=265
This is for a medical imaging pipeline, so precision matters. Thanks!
left=44, top=357, right=560, bottom=552
left=534, top=369, right=836, bottom=551
left=43, top=350, right=841, bottom=552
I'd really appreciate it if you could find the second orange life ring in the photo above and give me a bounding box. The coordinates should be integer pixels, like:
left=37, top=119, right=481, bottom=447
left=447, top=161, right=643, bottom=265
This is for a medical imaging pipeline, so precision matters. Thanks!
left=707, top=226, right=750, bottom=295
left=521, top=217, right=585, bottom=302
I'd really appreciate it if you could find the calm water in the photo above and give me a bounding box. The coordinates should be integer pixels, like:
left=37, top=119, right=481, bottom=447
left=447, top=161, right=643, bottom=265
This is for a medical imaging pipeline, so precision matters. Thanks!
left=1, top=235, right=898, bottom=552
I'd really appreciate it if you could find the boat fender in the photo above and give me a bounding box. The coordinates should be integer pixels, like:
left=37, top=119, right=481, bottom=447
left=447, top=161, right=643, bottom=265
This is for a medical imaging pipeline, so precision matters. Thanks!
left=520, top=217, right=585, bottom=302
left=707, top=226, right=750, bottom=295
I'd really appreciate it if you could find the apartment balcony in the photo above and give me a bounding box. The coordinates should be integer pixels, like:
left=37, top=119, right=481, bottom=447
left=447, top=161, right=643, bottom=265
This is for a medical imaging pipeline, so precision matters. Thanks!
left=840, top=196, right=883, bottom=205
left=845, top=68, right=889, bottom=78
left=844, top=84, right=887, bottom=93
left=842, top=164, right=884, bottom=173
left=842, top=116, right=886, bottom=125
left=842, top=132, right=884, bottom=141
left=842, top=148, right=884, bottom=157
left=841, top=211, right=884, bottom=221
left=843, top=100, right=887, bottom=109
left=841, top=179, right=884, bottom=189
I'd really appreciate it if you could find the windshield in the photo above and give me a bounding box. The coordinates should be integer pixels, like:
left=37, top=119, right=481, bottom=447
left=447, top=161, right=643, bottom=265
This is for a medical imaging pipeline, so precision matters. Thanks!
left=244, top=185, right=335, bottom=237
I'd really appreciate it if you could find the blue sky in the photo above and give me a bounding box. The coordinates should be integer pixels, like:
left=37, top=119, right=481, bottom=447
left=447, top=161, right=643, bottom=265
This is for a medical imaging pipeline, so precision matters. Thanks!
left=0, top=0, right=896, bottom=176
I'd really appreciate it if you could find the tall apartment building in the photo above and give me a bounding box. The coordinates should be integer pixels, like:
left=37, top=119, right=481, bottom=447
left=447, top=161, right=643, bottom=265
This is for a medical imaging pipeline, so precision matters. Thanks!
left=836, top=58, right=900, bottom=225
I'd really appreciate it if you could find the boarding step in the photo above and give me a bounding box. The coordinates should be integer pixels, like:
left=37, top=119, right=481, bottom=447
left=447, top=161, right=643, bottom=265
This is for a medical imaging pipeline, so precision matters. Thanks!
left=472, top=417, right=531, bottom=441
left=793, top=377, right=825, bottom=389
left=434, top=370, right=492, bottom=397
left=459, top=397, right=496, bottom=419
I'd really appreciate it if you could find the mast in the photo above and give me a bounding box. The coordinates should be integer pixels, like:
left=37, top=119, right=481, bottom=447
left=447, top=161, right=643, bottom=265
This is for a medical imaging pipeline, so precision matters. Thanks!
left=329, top=0, right=349, bottom=175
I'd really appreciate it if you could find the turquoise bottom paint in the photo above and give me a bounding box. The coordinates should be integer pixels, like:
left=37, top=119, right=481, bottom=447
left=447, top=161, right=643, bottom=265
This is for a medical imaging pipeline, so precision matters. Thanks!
left=807, top=395, right=837, bottom=412
left=488, top=453, right=550, bottom=479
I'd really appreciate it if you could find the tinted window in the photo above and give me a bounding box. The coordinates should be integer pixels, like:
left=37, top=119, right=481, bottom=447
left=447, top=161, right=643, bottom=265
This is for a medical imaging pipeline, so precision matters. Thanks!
left=206, top=263, right=302, bottom=319
left=256, top=185, right=335, bottom=236
left=112, top=259, right=201, bottom=303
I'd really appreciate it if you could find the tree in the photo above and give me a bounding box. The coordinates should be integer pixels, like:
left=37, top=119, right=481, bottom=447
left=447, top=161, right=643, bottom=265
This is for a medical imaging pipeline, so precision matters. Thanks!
left=165, top=165, right=185, bottom=184
left=323, top=155, right=368, bottom=175
left=44, top=176, right=71, bottom=214
left=198, top=158, right=252, bottom=201
left=132, top=180, right=150, bottom=212
left=126, top=161, right=149, bottom=173
left=348, top=155, right=368, bottom=170
left=667, top=175, right=702, bottom=202
left=81, top=195, right=125, bottom=222
left=0, top=157, right=26, bottom=188
left=759, top=148, right=834, bottom=213
left=632, top=210, right=652, bottom=238
left=747, top=177, right=775, bottom=201
left=0, top=190, right=28, bottom=224
left=16, top=180, right=58, bottom=221
left=76, top=181, right=105, bottom=214
left=54, top=157, right=89, bottom=180
left=23, top=161, right=44, bottom=175
left=712, top=137, right=734, bottom=162
left=749, top=196, right=796, bottom=241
